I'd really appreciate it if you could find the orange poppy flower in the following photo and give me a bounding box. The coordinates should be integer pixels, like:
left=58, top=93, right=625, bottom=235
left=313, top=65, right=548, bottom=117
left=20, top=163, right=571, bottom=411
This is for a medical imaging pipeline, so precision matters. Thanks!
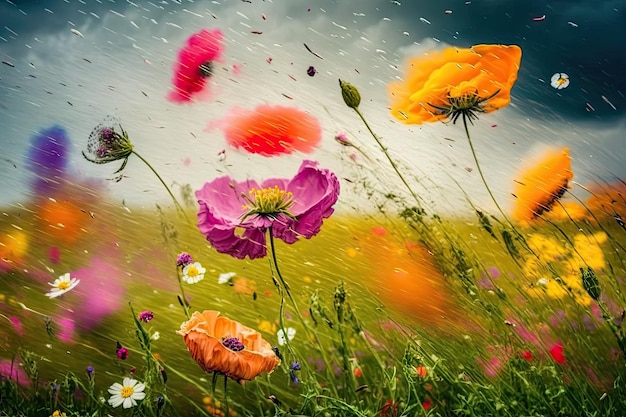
left=177, top=310, right=281, bottom=382
left=511, top=147, right=573, bottom=223
left=389, top=44, right=522, bottom=124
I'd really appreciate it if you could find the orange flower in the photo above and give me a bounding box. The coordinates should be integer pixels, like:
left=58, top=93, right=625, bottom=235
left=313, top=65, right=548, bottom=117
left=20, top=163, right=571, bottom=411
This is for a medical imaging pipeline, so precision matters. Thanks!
left=389, top=44, right=522, bottom=124
left=511, top=147, right=573, bottom=223
left=177, top=311, right=281, bottom=382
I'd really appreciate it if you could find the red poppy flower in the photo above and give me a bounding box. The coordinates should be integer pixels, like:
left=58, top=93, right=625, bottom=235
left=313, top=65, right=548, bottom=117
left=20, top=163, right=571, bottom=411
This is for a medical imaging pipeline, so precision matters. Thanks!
left=215, top=104, right=322, bottom=156
left=549, top=341, right=566, bottom=364
left=168, top=28, right=224, bottom=103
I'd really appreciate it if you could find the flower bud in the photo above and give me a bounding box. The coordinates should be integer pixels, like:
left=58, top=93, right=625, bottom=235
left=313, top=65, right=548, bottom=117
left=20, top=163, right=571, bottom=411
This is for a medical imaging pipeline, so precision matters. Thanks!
left=339, top=79, right=361, bottom=109
left=581, top=267, right=601, bottom=301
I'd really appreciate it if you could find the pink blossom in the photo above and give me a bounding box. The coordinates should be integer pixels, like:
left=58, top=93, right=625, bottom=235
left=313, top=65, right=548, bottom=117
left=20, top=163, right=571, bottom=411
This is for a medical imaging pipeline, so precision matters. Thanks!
left=0, top=359, right=31, bottom=386
left=168, top=28, right=224, bottom=103
left=195, top=160, right=339, bottom=259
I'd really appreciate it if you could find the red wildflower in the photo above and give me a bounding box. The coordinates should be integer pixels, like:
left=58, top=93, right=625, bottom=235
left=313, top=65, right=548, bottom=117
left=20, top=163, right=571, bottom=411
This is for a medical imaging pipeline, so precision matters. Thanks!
left=215, top=104, right=322, bottom=156
left=549, top=341, right=566, bottom=364
left=168, top=29, right=224, bottom=103
left=416, top=365, right=427, bottom=378
left=521, top=350, right=533, bottom=361
left=422, top=397, right=432, bottom=410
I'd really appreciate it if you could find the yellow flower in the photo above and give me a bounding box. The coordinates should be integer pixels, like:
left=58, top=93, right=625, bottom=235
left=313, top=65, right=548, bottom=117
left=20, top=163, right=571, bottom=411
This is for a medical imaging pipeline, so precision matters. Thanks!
left=527, top=234, right=567, bottom=262
left=569, top=232, right=607, bottom=271
left=389, top=44, right=522, bottom=124
left=51, top=411, right=67, bottom=417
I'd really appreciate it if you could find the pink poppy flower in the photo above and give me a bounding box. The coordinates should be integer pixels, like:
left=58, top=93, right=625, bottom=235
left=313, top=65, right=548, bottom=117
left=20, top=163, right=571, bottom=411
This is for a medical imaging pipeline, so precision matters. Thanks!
left=195, top=160, right=339, bottom=259
left=168, top=28, right=224, bottom=103
left=214, top=104, right=322, bottom=156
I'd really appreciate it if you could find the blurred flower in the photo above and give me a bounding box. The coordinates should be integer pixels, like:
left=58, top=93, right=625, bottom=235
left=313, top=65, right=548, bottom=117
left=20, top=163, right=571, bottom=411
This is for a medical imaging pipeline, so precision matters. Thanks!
left=196, top=160, right=339, bottom=260
left=168, top=28, right=225, bottom=103
left=182, top=262, right=206, bottom=284
left=82, top=120, right=133, bottom=181
left=527, top=234, right=567, bottom=262
left=86, top=366, right=94, bottom=380
left=277, top=327, right=296, bottom=346
left=521, top=350, right=533, bottom=361
left=176, top=252, right=194, bottom=267
left=46, top=273, right=80, bottom=299
left=289, top=361, right=301, bottom=384
left=214, top=104, right=322, bottom=156
left=549, top=341, right=566, bottom=364
left=389, top=44, right=522, bottom=124
left=116, top=343, right=129, bottom=360
left=218, top=272, right=236, bottom=285
left=177, top=310, right=281, bottom=382
left=50, top=411, right=66, bottom=417
left=307, top=66, right=317, bottom=77
left=550, top=73, right=570, bottom=89
left=0, top=231, right=29, bottom=266
left=334, top=132, right=351, bottom=146
left=415, top=365, right=427, bottom=378
left=0, top=359, right=31, bottom=386
left=138, top=310, right=154, bottom=323
left=151, top=331, right=161, bottom=341
left=107, top=377, right=146, bottom=408
left=512, top=147, right=573, bottom=223
left=27, top=125, right=71, bottom=196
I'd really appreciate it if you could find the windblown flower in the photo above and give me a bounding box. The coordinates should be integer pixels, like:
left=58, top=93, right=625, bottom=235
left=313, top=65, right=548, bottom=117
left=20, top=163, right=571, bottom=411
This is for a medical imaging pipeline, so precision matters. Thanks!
left=176, top=252, right=194, bottom=267
left=511, top=147, right=573, bottom=223
left=276, top=327, right=296, bottom=346
left=138, top=310, right=154, bottom=323
left=46, top=273, right=80, bottom=298
left=107, top=377, right=146, bottom=408
left=195, top=160, right=339, bottom=260
left=82, top=119, right=133, bottom=182
left=168, top=28, right=225, bottom=103
left=389, top=44, right=522, bottom=124
left=551, top=73, right=570, bottom=89
left=214, top=104, right=322, bottom=156
left=177, top=310, right=281, bottom=382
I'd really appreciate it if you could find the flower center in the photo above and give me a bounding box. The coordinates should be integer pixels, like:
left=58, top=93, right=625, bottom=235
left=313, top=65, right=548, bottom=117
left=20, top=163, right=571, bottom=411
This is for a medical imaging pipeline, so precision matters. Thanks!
left=58, top=281, right=70, bottom=290
left=199, top=61, right=214, bottom=78
left=120, top=386, right=134, bottom=398
left=243, top=186, right=294, bottom=219
left=222, top=337, right=245, bottom=352
left=186, top=265, right=198, bottom=277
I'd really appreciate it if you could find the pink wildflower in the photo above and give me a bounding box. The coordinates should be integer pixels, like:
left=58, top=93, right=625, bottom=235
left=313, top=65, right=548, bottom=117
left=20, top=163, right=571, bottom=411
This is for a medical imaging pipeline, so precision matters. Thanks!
left=168, top=28, right=224, bottom=103
left=195, top=160, right=339, bottom=259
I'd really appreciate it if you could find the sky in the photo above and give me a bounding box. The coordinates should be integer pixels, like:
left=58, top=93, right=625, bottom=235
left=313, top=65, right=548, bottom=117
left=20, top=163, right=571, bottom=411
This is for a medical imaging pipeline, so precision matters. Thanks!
left=0, top=0, right=624, bottom=216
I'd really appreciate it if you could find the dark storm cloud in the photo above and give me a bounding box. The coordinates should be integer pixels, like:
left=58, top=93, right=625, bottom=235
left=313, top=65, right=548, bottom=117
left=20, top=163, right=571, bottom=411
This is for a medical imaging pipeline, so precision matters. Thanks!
left=383, top=0, right=626, bottom=122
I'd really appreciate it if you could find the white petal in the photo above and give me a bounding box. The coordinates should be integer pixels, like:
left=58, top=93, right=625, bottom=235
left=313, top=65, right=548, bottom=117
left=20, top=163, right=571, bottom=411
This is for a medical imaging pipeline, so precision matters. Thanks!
left=132, top=391, right=146, bottom=401
left=123, top=396, right=137, bottom=408
left=108, top=383, right=123, bottom=394
left=108, top=395, right=124, bottom=407
left=133, top=382, right=146, bottom=393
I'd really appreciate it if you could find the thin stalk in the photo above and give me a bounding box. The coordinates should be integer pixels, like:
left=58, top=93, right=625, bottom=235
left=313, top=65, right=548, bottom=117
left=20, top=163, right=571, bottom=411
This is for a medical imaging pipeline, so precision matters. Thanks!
left=461, top=114, right=509, bottom=222
left=131, top=150, right=190, bottom=223
left=176, top=267, right=191, bottom=319
left=353, top=108, right=423, bottom=210
left=268, top=227, right=338, bottom=395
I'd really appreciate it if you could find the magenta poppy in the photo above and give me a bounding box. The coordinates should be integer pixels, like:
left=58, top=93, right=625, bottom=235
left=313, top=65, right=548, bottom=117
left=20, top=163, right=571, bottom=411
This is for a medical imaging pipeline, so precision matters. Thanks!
left=168, top=28, right=224, bottom=103
left=195, top=160, right=339, bottom=260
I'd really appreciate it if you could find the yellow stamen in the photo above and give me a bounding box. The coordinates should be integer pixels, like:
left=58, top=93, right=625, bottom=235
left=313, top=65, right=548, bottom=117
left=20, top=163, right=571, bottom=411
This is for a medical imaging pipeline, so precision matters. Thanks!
left=58, top=281, right=69, bottom=290
left=120, top=386, right=134, bottom=398
left=244, top=185, right=294, bottom=217
left=187, top=266, right=198, bottom=277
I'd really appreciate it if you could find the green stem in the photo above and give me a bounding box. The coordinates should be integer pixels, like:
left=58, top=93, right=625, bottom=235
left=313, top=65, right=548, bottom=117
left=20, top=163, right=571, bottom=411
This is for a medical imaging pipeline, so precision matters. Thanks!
left=132, top=150, right=190, bottom=223
left=176, top=267, right=191, bottom=319
left=354, top=108, right=423, bottom=210
left=461, top=114, right=509, bottom=221
left=267, top=227, right=338, bottom=395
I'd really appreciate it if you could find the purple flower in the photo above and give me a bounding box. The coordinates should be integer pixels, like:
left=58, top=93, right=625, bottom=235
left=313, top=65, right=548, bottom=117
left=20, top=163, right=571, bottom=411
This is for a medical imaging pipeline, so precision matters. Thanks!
left=195, top=160, right=340, bottom=260
left=138, top=310, right=154, bottom=323
left=176, top=252, right=193, bottom=267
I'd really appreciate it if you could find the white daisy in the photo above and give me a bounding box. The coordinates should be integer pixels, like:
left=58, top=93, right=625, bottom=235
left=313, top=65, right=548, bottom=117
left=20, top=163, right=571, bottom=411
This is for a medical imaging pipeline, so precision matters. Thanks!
left=182, top=262, right=206, bottom=284
left=550, top=72, right=570, bottom=89
left=107, top=377, right=146, bottom=409
left=46, top=273, right=80, bottom=298
left=277, top=327, right=296, bottom=346
left=218, top=272, right=236, bottom=285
